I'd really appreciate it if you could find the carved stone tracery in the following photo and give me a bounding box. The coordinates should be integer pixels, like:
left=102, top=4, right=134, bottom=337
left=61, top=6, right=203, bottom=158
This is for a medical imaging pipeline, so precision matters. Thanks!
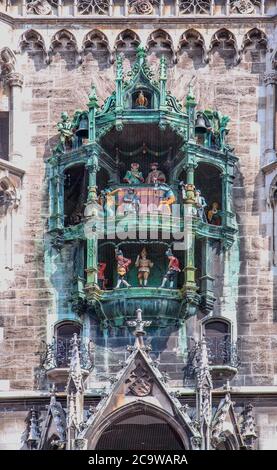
left=125, top=361, right=153, bottom=396
left=179, top=0, right=211, bottom=15
left=77, top=0, right=109, bottom=15
left=26, top=0, right=58, bottom=15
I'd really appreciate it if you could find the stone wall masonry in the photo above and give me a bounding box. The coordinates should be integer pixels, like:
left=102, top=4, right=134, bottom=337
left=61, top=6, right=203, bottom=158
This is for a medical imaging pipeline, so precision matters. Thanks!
left=0, top=20, right=277, bottom=394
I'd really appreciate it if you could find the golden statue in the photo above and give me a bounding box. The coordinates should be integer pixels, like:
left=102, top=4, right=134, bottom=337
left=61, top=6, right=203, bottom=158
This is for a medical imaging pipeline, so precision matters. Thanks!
left=136, top=90, right=148, bottom=108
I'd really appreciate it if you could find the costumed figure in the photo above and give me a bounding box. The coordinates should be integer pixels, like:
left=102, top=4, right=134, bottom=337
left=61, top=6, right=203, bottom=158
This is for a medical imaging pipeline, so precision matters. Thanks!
left=98, top=262, right=107, bottom=290
left=100, top=188, right=120, bottom=218
left=123, top=163, right=144, bottom=185
left=179, top=181, right=196, bottom=203
left=146, top=162, right=166, bottom=184
left=115, top=249, right=132, bottom=289
left=123, top=188, right=140, bottom=216
left=195, top=189, right=207, bottom=222
left=207, top=202, right=221, bottom=226
left=135, top=90, right=148, bottom=108
left=56, top=112, right=74, bottom=152
left=158, top=184, right=176, bottom=215
left=160, top=249, right=181, bottom=289
left=135, top=247, right=154, bottom=287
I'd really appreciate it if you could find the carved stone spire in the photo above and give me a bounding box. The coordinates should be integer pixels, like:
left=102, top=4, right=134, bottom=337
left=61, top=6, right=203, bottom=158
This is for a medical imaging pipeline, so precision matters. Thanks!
left=26, top=408, right=41, bottom=450
left=127, top=308, right=152, bottom=352
left=193, top=338, right=213, bottom=450
left=66, top=333, right=84, bottom=449
left=240, top=403, right=257, bottom=450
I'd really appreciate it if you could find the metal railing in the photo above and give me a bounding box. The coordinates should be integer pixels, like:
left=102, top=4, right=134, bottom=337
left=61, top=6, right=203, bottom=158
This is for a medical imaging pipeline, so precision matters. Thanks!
left=205, top=335, right=240, bottom=368
left=40, top=335, right=94, bottom=371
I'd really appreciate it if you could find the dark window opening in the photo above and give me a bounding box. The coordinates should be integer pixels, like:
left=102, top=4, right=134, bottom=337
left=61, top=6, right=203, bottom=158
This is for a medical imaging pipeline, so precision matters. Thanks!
left=0, top=112, right=9, bottom=161
left=55, top=322, right=82, bottom=368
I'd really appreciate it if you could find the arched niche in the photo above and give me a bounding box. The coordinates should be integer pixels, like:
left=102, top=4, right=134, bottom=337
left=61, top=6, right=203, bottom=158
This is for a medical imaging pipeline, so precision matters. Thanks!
left=86, top=402, right=189, bottom=450
left=203, top=318, right=232, bottom=366
left=63, top=164, right=88, bottom=227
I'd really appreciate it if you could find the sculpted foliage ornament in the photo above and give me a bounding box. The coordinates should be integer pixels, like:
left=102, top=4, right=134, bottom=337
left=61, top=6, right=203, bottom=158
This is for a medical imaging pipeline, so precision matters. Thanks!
left=26, top=0, right=57, bottom=15
left=77, top=0, right=109, bottom=14
left=128, top=0, right=158, bottom=15
left=230, top=0, right=260, bottom=14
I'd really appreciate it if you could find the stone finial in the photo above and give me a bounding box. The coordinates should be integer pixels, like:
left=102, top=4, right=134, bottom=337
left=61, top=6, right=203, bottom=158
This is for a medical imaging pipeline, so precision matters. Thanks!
left=127, top=308, right=152, bottom=351
left=87, top=85, right=99, bottom=109
left=67, top=333, right=83, bottom=393
left=159, top=55, right=167, bottom=81
left=241, top=403, right=257, bottom=450
left=194, top=338, right=213, bottom=390
left=26, top=408, right=41, bottom=450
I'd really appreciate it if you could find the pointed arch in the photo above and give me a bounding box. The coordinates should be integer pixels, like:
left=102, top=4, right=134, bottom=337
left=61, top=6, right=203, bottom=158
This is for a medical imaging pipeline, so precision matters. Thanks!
left=209, top=28, right=238, bottom=66
left=241, top=28, right=267, bottom=52
left=178, top=29, right=207, bottom=65
left=84, top=401, right=191, bottom=450
left=19, top=29, right=46, bottom=53
left=82, top=29, right=110, bottom=52
left=146, top=29, right=174, bottom=53
left=114, top=29, right=141, bottom=52
left=49, top=29, right=78, bottom=53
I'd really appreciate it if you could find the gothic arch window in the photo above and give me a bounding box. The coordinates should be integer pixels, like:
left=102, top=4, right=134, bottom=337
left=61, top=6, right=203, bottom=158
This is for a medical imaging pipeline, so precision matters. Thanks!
left=54, top=321, right=82, bottom=368
left=49, top=30, right=78, bottom=65
left=203, top=319, right=231, bottom=365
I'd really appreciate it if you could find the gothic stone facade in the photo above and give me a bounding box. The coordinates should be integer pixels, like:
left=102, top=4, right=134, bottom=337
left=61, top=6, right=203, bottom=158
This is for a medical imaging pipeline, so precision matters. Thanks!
left=1, top=0, right=277, bottom=450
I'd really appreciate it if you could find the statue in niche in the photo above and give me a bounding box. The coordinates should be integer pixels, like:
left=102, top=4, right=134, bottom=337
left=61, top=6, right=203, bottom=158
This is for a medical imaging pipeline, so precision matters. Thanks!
left=146, top=162, right=166, bottom=184
left=115, top=248, right=132, bottom=289
left=56, top=112, right=74, bottom=152
left=160, top=249, right=181, bottom=289
left=135, top=247, right=154, bottom=287
left=135, top=90, right=148, bottom=108
left=123, top=188, right=140, bottom=216
left=207, top=202, right=222, bottom=226
left=97, top=262, right=107, bottom=290
left=123, top=163, right=144, bottom=185
left=158, top=185, right=176, bottom=215
left=195, top=189, right=207, bottom=223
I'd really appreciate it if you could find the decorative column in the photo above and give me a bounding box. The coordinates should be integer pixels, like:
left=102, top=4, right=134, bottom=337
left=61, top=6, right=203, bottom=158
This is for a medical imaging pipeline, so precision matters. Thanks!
left=221, top=171, right=235, bottom=232
left=87, top=85, right=99, bottom=143
left=6, top=72, right=24, bottom=162
left=85, top=150, right=100, bottom=290
left=159, top=56, right=167, bottom=111
left=186, top=80, right=197, bottom=142
left=199, top=238, right=215, bottom=314
left=264, top=72, right=277, bottom=164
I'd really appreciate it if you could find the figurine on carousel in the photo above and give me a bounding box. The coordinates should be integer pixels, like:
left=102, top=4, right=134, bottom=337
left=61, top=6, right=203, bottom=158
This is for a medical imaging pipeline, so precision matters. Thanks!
left=115, top=248, right=132, bottom=289
left=123, top=187, right=140, bottom=216
left=97, top=262, right=107, bottom=290
left=99, top=188, right=120, bottom=217
left=123, top=163, right=144, bottom=185
left=160, top=248, right=181, bottom=289
left=135, top=247, right=154, bottom=287
left=158, top=185, right=176, bottom=215
left=135, top=90, right=148, bottom=108
left=195, top=189, right=207, bottom=222
left=207, top=202, right=221, bottom=226
left=146, top=162, right=166, bottom=184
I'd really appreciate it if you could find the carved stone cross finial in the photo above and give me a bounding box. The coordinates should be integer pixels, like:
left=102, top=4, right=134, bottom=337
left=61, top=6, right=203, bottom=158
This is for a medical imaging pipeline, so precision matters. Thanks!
left=127, top=308, right=152, bottom=351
